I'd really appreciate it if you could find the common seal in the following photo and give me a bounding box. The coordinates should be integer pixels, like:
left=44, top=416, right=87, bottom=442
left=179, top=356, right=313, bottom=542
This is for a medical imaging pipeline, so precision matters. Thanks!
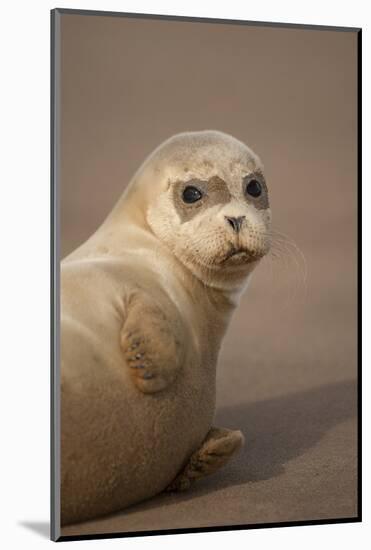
left=61, top=130, right=272, bottom=525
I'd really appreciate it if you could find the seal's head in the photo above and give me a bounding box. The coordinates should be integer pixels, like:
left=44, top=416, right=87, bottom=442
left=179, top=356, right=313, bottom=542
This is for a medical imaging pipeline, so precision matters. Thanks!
left=123, top=130, right=272, bottom=291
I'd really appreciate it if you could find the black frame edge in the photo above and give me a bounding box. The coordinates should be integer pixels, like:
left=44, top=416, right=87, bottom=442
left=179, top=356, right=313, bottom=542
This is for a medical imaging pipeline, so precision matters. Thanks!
left=356, top=28, right=362, bottom=523
left=57, top=517, right=361, bottom=543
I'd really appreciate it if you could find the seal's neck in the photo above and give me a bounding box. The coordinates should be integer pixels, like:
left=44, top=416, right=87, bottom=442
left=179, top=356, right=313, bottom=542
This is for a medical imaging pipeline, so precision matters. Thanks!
left=103, top=205, right=251, bottom=306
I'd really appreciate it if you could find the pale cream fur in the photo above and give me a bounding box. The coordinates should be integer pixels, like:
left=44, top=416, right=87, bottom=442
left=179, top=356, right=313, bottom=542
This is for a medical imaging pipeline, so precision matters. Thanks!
left=60, top=130, right=271, bottom=525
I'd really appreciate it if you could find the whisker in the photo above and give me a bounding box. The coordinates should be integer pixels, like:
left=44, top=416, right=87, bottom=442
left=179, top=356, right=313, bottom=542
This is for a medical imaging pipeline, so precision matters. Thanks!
left=271, top=231, right=307, bottom=285
left=258, top=228, right=308, bottom=310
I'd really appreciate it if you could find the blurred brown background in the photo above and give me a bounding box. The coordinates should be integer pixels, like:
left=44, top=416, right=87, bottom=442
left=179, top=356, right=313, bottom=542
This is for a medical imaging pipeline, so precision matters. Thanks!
left=59, top=13, right=358, bottom=536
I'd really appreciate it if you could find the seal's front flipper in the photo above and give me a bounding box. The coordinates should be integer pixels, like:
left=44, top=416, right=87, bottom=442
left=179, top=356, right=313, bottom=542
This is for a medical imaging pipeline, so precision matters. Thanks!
left=166, top=427, right=244, bottom=491
left=120, top=293, right=183, bottom=394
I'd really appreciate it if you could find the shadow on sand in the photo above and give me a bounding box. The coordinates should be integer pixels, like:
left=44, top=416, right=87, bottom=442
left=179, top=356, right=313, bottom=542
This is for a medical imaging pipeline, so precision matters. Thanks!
left=68, top=377, right=356, bottom=526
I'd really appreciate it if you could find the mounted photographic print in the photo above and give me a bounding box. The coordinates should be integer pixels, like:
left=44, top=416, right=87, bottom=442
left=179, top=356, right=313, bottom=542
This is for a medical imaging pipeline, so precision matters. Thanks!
left=51, top=8, right=361, bottom=542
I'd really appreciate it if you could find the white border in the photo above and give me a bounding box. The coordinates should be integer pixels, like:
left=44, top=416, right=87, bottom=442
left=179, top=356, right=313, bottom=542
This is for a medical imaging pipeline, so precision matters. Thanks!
left=0, top=1, right=367, bottom=548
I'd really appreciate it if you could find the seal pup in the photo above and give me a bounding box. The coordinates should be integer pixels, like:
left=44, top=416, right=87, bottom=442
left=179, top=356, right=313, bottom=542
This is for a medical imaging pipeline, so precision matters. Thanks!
left=61, top=130, right=272, bottom=525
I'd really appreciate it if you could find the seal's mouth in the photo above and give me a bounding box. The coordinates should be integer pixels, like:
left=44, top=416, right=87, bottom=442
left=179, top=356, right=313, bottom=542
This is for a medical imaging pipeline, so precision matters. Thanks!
left=220, top=245, right=264, bottom=266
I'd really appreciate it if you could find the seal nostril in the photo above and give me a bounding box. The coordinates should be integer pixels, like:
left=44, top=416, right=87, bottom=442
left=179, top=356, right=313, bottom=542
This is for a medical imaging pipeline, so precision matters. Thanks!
left=225, top=216, right=245, bottom=233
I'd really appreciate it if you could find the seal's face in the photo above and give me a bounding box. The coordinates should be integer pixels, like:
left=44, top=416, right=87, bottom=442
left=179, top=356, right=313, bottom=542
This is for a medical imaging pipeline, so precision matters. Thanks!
left=146, top=131, right=272, bottom=289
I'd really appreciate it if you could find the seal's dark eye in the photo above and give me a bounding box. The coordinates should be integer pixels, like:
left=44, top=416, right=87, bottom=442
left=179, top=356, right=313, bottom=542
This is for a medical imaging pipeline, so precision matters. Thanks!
left=182, top=186, right=203, bottom=204
left=245, top=179, right=262, bottom=198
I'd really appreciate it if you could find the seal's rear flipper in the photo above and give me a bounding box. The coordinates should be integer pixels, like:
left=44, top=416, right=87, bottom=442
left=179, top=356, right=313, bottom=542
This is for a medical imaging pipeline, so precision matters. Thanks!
left=166, top=426, right=244, bottom=491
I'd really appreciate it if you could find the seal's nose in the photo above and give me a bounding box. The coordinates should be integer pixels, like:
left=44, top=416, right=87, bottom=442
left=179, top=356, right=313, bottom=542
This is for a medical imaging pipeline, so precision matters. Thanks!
left=225, top=216, right=245, bottom=233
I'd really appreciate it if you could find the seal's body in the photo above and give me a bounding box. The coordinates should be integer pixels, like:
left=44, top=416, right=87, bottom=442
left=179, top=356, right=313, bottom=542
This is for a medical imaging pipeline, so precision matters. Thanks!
left=61, top=131, right=272, bottom=525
